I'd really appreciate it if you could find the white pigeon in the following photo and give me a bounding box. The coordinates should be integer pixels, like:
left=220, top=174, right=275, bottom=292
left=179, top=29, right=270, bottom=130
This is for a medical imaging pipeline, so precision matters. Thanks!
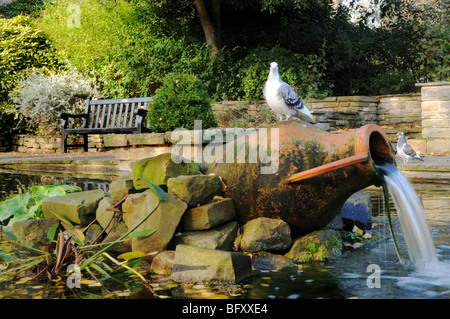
left=396, top=131, right=424, bottom=163
left=263, top=62, right=315, bottom=123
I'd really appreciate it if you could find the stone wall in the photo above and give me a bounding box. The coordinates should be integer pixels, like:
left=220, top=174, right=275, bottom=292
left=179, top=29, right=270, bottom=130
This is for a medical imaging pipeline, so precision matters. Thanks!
left=377, top=93, right=422, bottom=127
left=417, top=82, right=450, bottom=139
left=10, top=134, right=104, bottom=153
left=309, top=96, right=379, bottom=131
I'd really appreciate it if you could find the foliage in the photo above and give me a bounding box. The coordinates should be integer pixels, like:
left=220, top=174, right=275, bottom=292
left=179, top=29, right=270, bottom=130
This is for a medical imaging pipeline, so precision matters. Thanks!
left=0, top=102, right=30, bottom=135
left=28, top=0, right=450, bottom=105
left=415, top=0, right=450, bottom=82
left=230, top=44, right=332, bottom=100
left=0, top=0, right=45, bottom=18
left=0, top=15, right=60, bottom=103
left=148, top=73, right=217, bottom=132
left=0, top=184, right=82, bottom=227
left=11, top=68, right=101, bottom=135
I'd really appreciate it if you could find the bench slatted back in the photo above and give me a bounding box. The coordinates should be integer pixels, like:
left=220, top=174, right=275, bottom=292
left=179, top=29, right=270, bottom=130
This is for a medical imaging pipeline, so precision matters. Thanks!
left=86, top=97, right=152, bottom=129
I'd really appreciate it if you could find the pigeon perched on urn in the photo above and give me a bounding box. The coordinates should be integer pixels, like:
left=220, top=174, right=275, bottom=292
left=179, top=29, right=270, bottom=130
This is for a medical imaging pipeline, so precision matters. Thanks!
left=263, top=62, right=315, bottom=123
left=396, top=131, right=424, bottom=163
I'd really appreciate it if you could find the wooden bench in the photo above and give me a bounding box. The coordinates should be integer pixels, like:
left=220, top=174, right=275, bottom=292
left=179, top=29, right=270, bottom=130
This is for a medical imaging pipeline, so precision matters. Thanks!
left=60, top=97, right=152, bottom=153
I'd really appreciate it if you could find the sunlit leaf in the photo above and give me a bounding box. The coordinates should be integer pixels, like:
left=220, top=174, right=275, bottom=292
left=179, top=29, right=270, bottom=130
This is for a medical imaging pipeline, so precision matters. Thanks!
left=127, top=229, right=156, bottom=238
left=137, top=175, right=168, bottom=201
left=47, top=223, right=59, bottom=241
left=117, top=251, right=148, bottom=261
left=0, top=252, right=14, bottom=262
left=2, top=230, right=17, bottom=241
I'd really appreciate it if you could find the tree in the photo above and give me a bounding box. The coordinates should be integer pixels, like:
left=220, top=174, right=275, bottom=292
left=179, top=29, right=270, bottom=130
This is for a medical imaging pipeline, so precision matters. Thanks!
left=194, top=0, right=222, bottom=57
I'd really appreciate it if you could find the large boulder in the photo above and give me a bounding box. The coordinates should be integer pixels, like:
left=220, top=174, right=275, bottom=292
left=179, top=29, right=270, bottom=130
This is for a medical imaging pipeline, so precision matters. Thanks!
left=173, top=221, right=239, bottom=251
left=42, top=189, right=105, bottom=226
left=171, top=245, right=252, bottom=284
left=95, top=197, right=127, bottom=234
left=181, top=198, right=236, bottom=230
left=132, top=153, right=200, bottom=190
left=239, top=217, right=291, bottom=252
left=12, top=219, right=58, bottom=249
left=122, top=189, right=187, bottom=254
left=109, top=178, right=135, bottom=204
left=285, top=228, right=343, bottom=263
left=167, top=174, right=222, bottom=207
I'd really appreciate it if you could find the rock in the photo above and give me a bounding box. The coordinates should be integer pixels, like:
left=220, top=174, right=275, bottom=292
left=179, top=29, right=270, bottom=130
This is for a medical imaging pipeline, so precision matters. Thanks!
left=96, top=197, right=114, bottom=230
left=173, top=221, right=239, bottom=251
left=95, top=197, right=128, bottom=234
left=167, top=174, right=222, bottom=207
left=341, top=192, right=372, bottom=230
left=150, top=251, right=175, bottom=275
left=171, top=245, right=252, bottom=284
left=132, top=153, right=200, bottom=190
left=103, top=134, right=129, bottom=147
left=12, top=219, right=58, bottom=249
left=327, top=213, right=344, bottom=230
left=102, top=231, right=131, bottom=254
left=240, top=217, right=291, bottom=252
left=109, top=178, right=135, bottom=204
left=122, top=189, right=187, bottom=255
left=251, top=252, right=296, bottom=271
left=42, top=189, right=105, bottom=226
left=285, top=228, right=343, bottom=263
left=84, top=223, right=103, bottom=244
left=181, top=198, right=236, bottom=231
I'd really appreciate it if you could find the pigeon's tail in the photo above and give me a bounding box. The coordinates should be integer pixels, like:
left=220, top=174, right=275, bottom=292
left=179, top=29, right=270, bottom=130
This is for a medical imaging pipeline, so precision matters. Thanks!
left=414, top=154, right=424, bottom=161
left=295, top=101, right=316, bottom=123
left=294, top=99, right=306, bottom=111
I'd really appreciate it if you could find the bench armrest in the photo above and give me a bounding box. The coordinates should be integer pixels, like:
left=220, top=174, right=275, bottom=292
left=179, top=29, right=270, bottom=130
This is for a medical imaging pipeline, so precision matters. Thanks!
left=135, top=108, right=148, bottom=117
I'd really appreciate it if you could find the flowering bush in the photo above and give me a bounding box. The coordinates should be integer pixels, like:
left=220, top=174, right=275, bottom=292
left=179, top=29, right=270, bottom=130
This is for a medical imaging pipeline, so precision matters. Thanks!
left=12, top=69, right=101, bottom=135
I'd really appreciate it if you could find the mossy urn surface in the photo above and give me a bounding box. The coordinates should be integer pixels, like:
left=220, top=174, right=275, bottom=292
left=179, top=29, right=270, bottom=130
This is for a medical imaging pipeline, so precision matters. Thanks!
left=204, top=120, right=395, bottom=234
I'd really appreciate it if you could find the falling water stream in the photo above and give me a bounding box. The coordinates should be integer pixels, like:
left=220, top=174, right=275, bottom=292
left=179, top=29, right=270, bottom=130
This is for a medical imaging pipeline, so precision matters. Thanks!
left=377, top=163, right=450, bottom=294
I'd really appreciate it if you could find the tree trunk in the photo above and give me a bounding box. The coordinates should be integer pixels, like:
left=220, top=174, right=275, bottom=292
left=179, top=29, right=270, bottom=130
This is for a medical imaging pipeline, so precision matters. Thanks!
left=194, top=0, right=222, bottom=57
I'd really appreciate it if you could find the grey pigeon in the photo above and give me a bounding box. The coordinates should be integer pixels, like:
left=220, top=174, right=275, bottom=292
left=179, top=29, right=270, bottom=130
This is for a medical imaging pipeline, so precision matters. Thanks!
left=396, top=131, right=424, bottom=163
left=263, top=62, right=315, bottom=123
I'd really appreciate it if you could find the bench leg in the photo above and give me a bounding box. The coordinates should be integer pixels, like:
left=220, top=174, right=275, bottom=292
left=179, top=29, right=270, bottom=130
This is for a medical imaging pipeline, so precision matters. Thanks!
left=61, top=131, right=68, bottom=153
left=82, top=134, right=88, bottom=152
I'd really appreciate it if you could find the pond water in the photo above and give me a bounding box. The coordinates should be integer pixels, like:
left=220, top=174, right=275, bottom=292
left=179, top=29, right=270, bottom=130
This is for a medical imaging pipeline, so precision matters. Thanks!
left=0, top=170, right=449, bottom=299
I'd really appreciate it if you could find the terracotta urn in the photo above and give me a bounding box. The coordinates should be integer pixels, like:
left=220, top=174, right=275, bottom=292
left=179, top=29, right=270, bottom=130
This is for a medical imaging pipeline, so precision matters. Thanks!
left=204, top=121, right=395, bottom=234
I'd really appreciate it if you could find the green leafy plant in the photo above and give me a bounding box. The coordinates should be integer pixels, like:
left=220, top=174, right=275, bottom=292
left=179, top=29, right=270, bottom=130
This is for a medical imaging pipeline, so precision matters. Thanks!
left=148, top=72, right=217, bottom=132
left=11, top=68, right=101, bottom=135
left=0, top=15, right=60, bottom=102
left=0, top=184, right=82, bottom=227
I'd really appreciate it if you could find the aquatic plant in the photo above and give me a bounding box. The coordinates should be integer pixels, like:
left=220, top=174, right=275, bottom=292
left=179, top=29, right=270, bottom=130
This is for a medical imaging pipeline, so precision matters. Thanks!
left=0, top=184, right=82, bottom=226
left=0, top=176, right=167, bottom=297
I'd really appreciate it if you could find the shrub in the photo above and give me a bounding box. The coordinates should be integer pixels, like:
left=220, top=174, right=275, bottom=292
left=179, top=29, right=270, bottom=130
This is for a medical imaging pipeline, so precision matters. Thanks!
left=0, top=0, right=45, bottom=18
left=148, top=73, right=216, bottom=132
left=0, top=15, right=60, bottom=102
left=11, top=68, right=101, bottom=135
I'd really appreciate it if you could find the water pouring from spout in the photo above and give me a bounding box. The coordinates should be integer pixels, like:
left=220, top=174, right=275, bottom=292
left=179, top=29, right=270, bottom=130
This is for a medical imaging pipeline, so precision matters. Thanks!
left=378, top=162, right=440, bottom=273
